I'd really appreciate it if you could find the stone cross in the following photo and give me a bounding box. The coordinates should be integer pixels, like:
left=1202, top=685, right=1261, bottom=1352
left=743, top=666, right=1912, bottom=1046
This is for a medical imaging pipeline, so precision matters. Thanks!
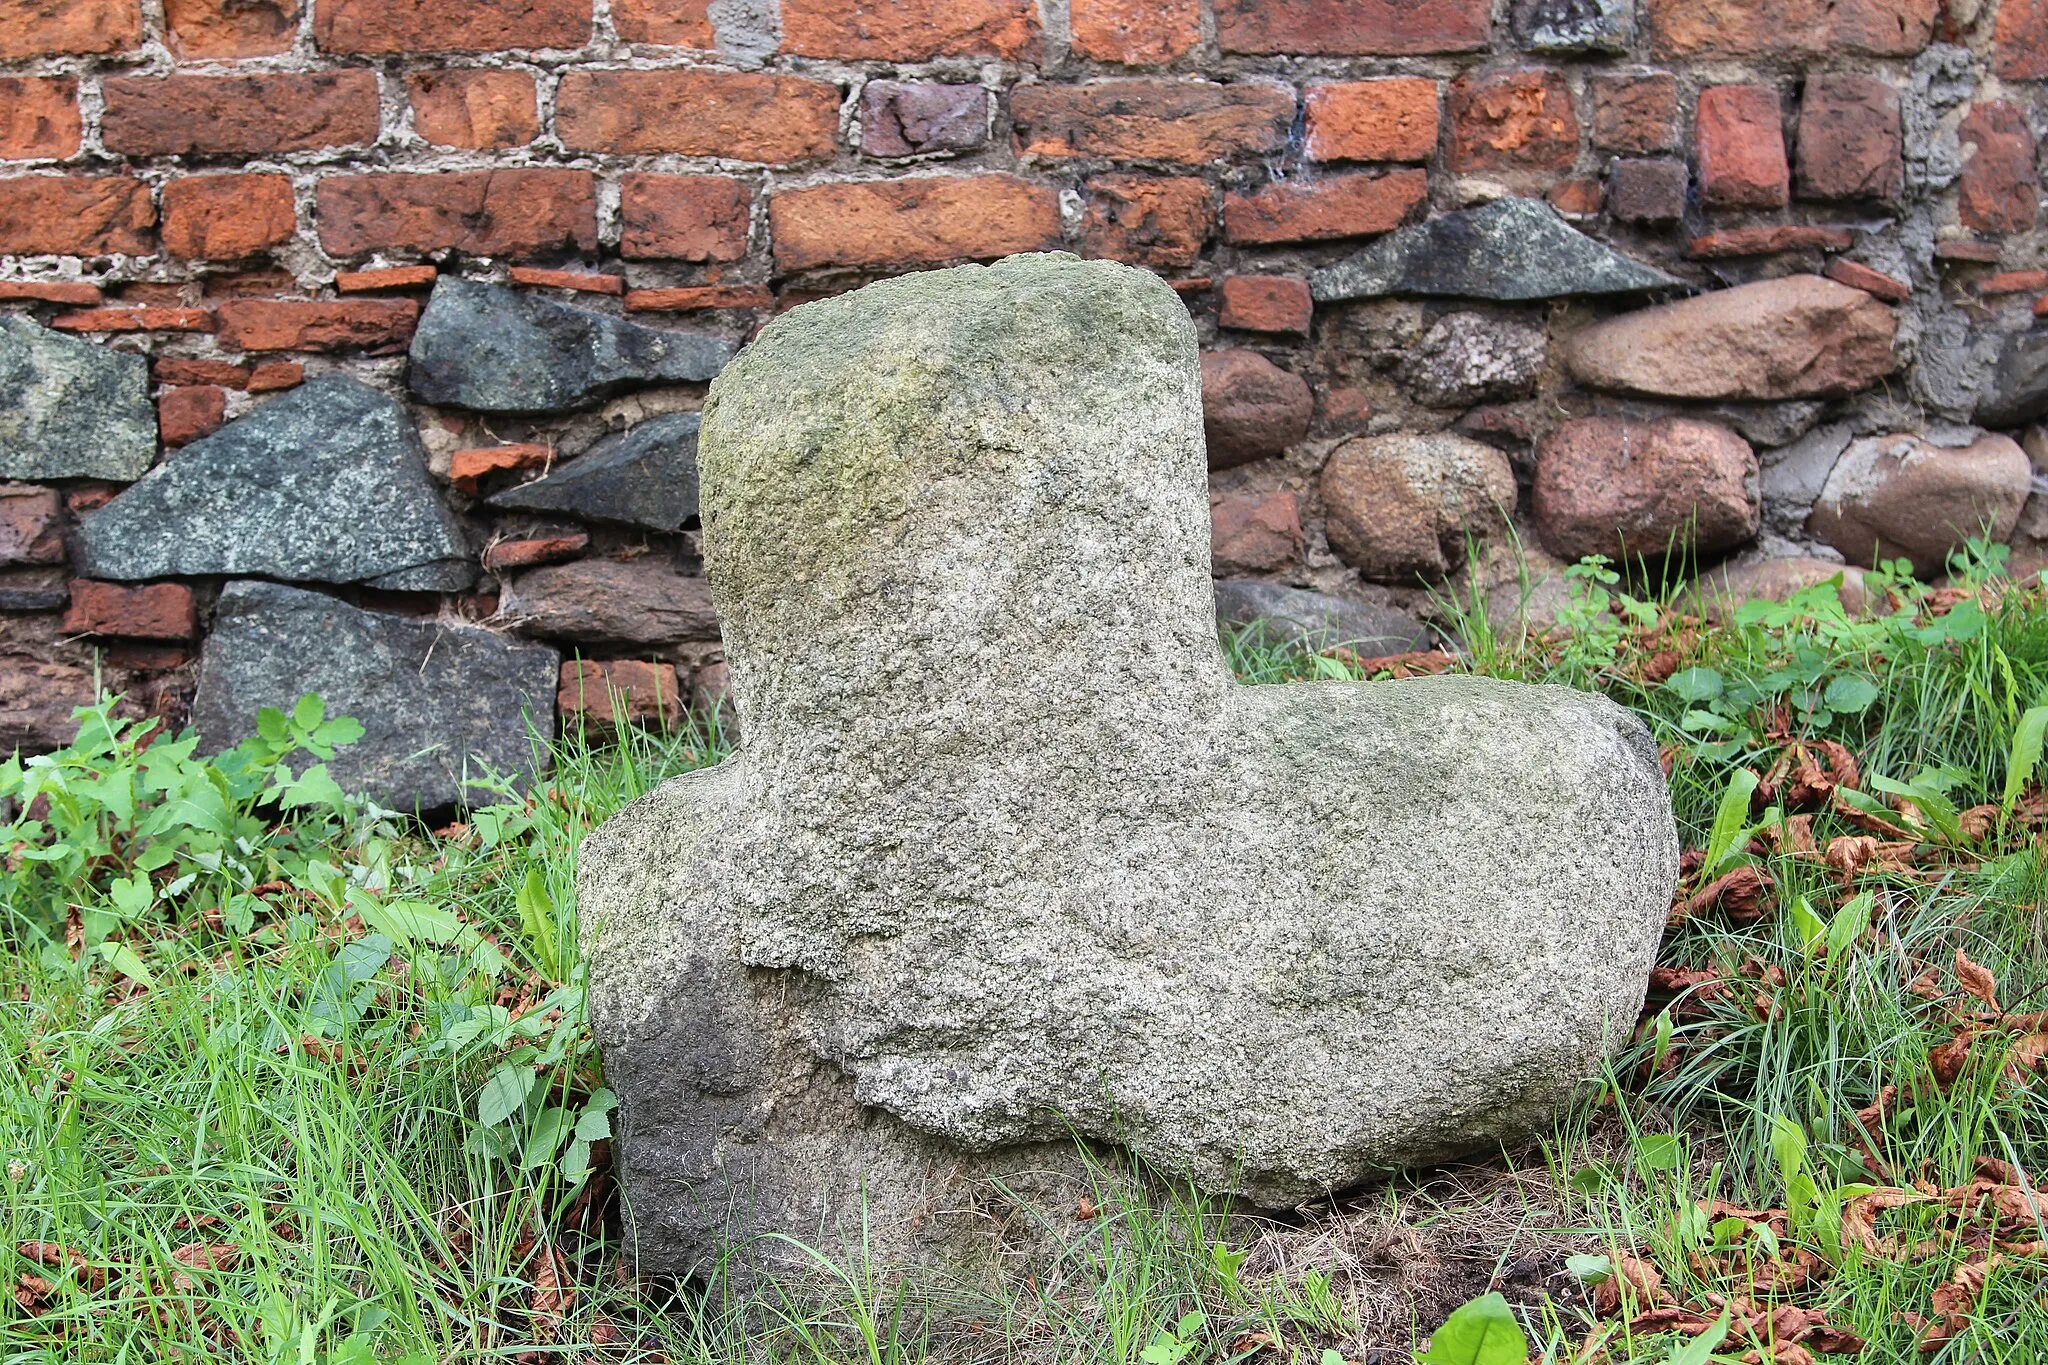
left=581, top=253, right=1677, bottom=1276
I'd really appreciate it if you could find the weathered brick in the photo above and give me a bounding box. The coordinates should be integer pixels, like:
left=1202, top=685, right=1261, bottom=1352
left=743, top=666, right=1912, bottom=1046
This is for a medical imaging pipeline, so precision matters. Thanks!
left=316, top=170, right=597, bottom=258
left=1304, top=79, right=1438, bottom=163
left=625, top=285, right=776, bottom=311
left=558, top=659, right=683, bottom=731
left=450, top=442, right=550, bottom=493
left=1547, top=176, right=1603, bottom=216
left=102, top=72, right=379, bottom=156
left=556, top=69, right=839, bottom=164
left=770, top=174, right=1060, bottom=272
left=1215, top=0, right=1486, bottom=52
left=1070, top=0, right=1199, bottom=64
left=1933, top=239, right=2003, bottom=262
left=1079, top=174, right=1211, bottom=267
left=1012, top=80, right=1295, bottom=165
left=861, top=82, right=987, bottom=157
left=1958, top=103, right=2038, bottom=235
left=247, top=360, right=302, bottom=391
left=781, top=0, right=1038, bottom=59
left=154, top=358, right=250, bottom=387
left=1210, top=489, right=1302, bottom=576
left=620, top=174, right=751, bottom=262
left=508, top=266, right=624, bottom=294
left=335, top=265, right=438, bottom=293
left=202, top=271, right=298, bottom=298
left=0, top=176, right=153, bottom=257
left=0, top=78, right=81, bottom=159
left=52, top=306, right=214, bottom=332
left=1825, top=258, right=1910, bottom=302
left=217, top=298, right=418, bottom=351
left=159, top=386, right=226, bottom=446
left=407, top=70, right=537, bottom=150
left=1982, top=269, right=2048, bottom=296
left=483, top=533, right=588, bottom=571
left=1446, top=68, right=1578, bottom=172
left=1648, top=0, right=1934, bottom=55
left=1218, top=276, right=1312, bottom=334
left=1687, top=225, right=1852, bottom=257
left=62, top=580, right=198, bottom=640
left=314, top=0, right=590, bottom=52
left=1222, top=169, right=1427, bottom=244
left=1591, top=72, right=1677, bottom=154
left=611, top=0, right=712, bottom=44
left=0, top=485, right=63, bottom=566
left=0, top=0, right=142, bottom=59
left=1696, top=85, right=1788, bottom=210
left=0, top=281, right=101, bottom=305
left=1997, top=0, right=2048, bottom=79
left=165, top=0, right=299, bottom=57
left=1797, top=74, right=1901, bottom=203
left=161, top=174, right=297, bottom=260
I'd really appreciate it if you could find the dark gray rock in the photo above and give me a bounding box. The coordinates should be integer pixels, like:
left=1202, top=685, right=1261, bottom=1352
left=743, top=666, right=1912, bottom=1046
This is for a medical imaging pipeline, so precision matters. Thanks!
left=490, top=412, right=701, bottom=531
left=1977, top=329, right=2048, bottom=430
left=363, top=559, right=479, bottom=593
left=0, top=315, right=156, bottom=482
left=193, top=580, right=559, bottom=811
left=1705, top=401, right=1830, bottom=449
left=1512, top=0, right=1630, bottom=51
left=408, top=278, right=735, bottom=414
left=0, top=567, right=68, bottom=612
left=1311, top=198, right=1681, bottom=303
left=1401, top=312, right=1548, bottom=407
left=1213, top=579, right=1432, bottom=653
left=78, top=375, right=468, bottom=586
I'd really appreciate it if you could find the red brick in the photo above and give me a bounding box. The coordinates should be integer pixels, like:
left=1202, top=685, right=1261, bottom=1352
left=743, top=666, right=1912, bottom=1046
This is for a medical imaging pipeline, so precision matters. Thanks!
left=558, top=658, right=683, bottom=731
left=771, top=175, right=1060, bottom=272
left=161, top=175, right=297, bottom=261
left=247, top=361, right=303, bottom=391
left=1591, top=73, right=1677, bottom=155
left=450, top=442, right=550, bottom=494
left=1686, top=226, right=1852, bottom=257
left=314, top=0, right=590, bottom=52
left=1648, top=0, right=1935, bottom=56
left=0, top=0, right=142, bottom=58
left=1210, top=489, right=1301, bottom=576
left=1221, top=169, right=1427, bottom=245
left=1934, top=239, right=2003, bottom=263
left=781, top=0, right=1038, bottom=59
left=1218, top=276, right=1312, bottom=334
left=1824, top=259, right=1910, bottom=302
left=202, top=270, right=299, bottom=298
left=165, top=0, right=299, bottom=57
left=1606, top=161, right=1685, bottom=223
left=1797, top=74, right=1901, bottom=203
left=1958, top=103, right=2037, bottom=236
left=1214, top=0, right=1486, bottom=53
left=116, top=284, right=195, bottom=306
left=102, top=73, right=378, bottom=157
left=620, top=174, right=752, bottom=262
left=1982, top=269, right=2048, bottom=296
left=1079, top=174, right=1212, bottom=267
left=2037, top=295, right=2048, bottom=318
left=0, top=177, right=153, bottom=257
left=1997, top=0, right=2048, bottom=79
left=508, top=266, right=624, bottom=295
left=1169, top=277, right=1213, bottom=294
left=1696, top=85, right=1788, bottom=210
left=1071, top=0, right=1198, bottom=64
left=316, top=171, right=597, bottom=258
left=66, top=485, right=118, bottom=514
left=556, top=69, right=839, bottom=164
left=159, top=386, right=226, bottom=446
left=1011, top=80, right=1294, bottom=165
left=0, top=280, right=101, bottom=305
left=52, top=307, right=214, bottom=333
left=62, top=580, right=198, bottom=641
left=407, top=70, right=538, bottom=150
left=335, top=266, right=437, bottom=293
left=155, top=358, right=250, bottom=387
left=625, top=285, right=775, bottom=311
left=217, top=298, right=418, bottom=352
left=1304, top=79, right=1438, bottom=163
left=0, top=485, right=63, bottom=566
left=483, top=533, right=588, bottom=572
left=1547, top=177, right=1603, bottom=217
left=1447, top=68, right=1578, bottom=172
left=611, top=0, right=712, bottom=43
left=0, top=78, right=80, bottom=160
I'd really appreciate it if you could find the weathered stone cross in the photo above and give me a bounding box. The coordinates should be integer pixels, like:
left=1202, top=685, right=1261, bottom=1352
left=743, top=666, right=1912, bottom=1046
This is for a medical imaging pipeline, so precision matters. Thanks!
left=582, top=253, right=1677, bottom=1276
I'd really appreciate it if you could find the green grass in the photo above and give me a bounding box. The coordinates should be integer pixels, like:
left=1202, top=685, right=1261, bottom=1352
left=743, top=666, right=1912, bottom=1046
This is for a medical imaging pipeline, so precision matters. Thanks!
left=4, top=547, right=2047, bottom=1363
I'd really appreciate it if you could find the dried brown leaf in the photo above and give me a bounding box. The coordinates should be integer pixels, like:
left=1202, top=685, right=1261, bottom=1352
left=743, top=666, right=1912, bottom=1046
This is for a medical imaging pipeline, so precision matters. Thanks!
left=1955, top=949, right=2001, bottom=1012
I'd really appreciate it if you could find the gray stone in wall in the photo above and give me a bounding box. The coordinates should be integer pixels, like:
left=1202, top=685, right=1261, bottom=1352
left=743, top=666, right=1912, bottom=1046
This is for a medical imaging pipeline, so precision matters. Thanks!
left=1761, top=423, right=1855, bottom=535
left=1706, top=401, right=1829, bottom=451
left=77, top=375, right=469, bottom=586
left=1214, top=579, right=1434, bottom=653
left=1311, top=198, right=1681, bottom=303
left=408, top=279, right=735, bottom=414
left=1977, top=330, right=2048, bottom=430
left=0, top=315, right=156, bottom=482
left=363, top=559, right=479, bottom=593
left=1401, top=312, right=1548, bottom=408
left=193, top=580, right=558, bottom=811
left=490, top=412, right=702, bottom=531
left=1511, top=0, right=1631, bottom=51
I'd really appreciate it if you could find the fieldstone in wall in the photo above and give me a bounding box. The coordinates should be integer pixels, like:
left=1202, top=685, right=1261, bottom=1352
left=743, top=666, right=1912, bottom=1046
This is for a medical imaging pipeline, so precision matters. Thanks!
left=1401, top=312, right=1547, bottom=408
left=1808, top=430, right=2032, bottom=574
left=1977, top=330, right=2048, bottom=430
left=1534, top=416, right=1760, bottom=561
left=1214, top=578, right=1432, bottom=653
left=490, top=411, right=702, bottom=531
left=193, top=580, right=559, bottom=811
left=1760, top=423, right=1854, bottom=535
left=1568, top=275, right=1898, bottom=400
left=408, top=278, right=735, bottom=413
left=498, top=556, right=721, bottom=646
left=1311, top=198, right=1680, bottom=303
left=78, top=375, right=469, bottom=586
left=362, top=559, right=479, bottom=592
left=0, top=653, right=103, bottom=753
left=1320, top=433, right=1516, bottom=582
left=1200, top=350, right=1311, bottom=469
left=1679, top=557, right=1869, bottom=623
left=0, top=315, right=157, bottom=482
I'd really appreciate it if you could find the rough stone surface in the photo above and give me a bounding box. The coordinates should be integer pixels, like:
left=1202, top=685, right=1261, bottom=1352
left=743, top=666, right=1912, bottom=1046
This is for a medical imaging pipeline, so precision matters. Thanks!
left=1534, top=416, right=1761, bottom=561
left=194, top=580, right=558, bottom=810
left=1321, top=432, right=1516, bottom=581
left=1977, top=330, right=2048, bottom=430
left=1512, top=0, right=1630, bottom=50
left=1568, top=276, right=1898, bottom=400
left=78, top=375, right=468, bottom=584
left=491, top=413, right=702, bottom=531
left=1401, top=311, right=1547, bottom=407
left=1311, top=197, right=1679, bottom=302
left=1760, top=422, right=1853, bottom=533
left=409, top=279, right=733, bottom=414
left=0, top=315, right=156, bottom=482
left=1214, top=578, right=1433, bottom=652
left=1200, top=350, right=1311, bottom=468
left=1808, top=430, right=2033, bottom=573
left=499, top=556, right=720, bottom=646
left=579, top=255, right=1677, bottom=1274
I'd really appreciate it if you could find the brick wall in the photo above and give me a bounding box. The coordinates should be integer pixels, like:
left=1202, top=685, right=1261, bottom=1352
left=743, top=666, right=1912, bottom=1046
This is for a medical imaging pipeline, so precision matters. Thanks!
left=1, top=0, right=2045, bottom=792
